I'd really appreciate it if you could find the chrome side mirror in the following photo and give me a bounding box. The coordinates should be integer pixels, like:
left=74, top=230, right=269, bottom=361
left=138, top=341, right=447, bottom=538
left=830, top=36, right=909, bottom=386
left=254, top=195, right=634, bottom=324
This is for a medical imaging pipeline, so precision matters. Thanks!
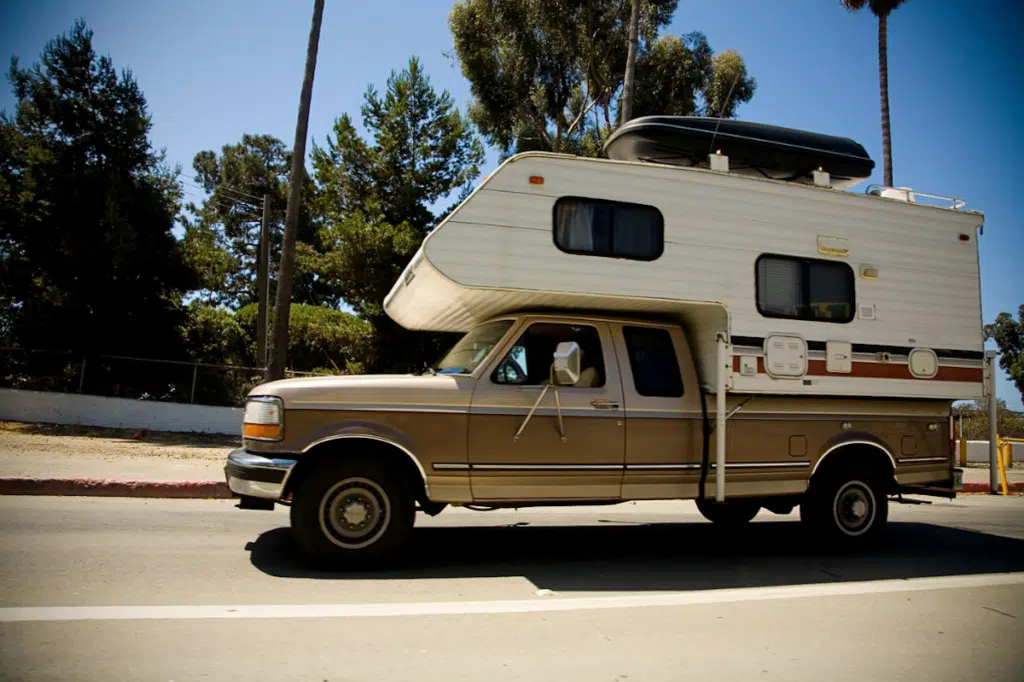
left=552, top=341, right=581, bottom=386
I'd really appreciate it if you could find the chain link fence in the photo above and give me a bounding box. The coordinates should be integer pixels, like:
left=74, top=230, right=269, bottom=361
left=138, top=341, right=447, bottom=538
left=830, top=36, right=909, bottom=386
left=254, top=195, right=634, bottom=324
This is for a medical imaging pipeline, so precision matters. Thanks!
left=0, top=347, right=330, bottom=408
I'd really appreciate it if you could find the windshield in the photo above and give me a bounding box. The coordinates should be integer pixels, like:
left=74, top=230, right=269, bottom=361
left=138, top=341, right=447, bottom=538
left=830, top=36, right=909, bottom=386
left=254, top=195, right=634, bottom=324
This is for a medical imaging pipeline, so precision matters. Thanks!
left=433, top=319, right=515, bottom=375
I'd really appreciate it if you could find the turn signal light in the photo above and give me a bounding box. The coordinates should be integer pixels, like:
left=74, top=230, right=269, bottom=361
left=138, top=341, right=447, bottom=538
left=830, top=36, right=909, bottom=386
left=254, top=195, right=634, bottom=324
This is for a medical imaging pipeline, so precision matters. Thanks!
left=529, top=175, right=544, bottom=185
left=243, top=423, right=281, bottom=440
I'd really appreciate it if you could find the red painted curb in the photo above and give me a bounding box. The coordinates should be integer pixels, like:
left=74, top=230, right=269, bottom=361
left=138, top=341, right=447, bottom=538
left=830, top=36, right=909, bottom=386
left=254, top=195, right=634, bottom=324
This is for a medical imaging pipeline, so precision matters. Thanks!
left=0, top=477, right=232, bottom=499
left=960, top=482, right=1024, bottom=494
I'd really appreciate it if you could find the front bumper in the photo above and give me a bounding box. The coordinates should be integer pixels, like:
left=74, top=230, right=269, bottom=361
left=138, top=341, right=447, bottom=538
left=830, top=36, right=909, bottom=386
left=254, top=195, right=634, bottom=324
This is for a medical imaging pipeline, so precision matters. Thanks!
left=224, top=449, right=297, bottom=500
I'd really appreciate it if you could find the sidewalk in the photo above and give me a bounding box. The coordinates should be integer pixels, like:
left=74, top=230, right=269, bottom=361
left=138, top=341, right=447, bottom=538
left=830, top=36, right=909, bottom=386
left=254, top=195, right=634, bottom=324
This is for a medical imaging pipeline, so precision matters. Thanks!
left=0, top=422, right=235, bottom=497
left=0, top=421, right=1021, bottom=498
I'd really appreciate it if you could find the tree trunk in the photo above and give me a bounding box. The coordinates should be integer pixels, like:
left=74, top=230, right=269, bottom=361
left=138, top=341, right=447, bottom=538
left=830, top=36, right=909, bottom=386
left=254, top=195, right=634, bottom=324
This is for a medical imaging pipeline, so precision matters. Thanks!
left=878, top=11, right=893, bottom=187
left=268, top=0, right=325, bottom=380
left=620, top=0, right=641, bottom=124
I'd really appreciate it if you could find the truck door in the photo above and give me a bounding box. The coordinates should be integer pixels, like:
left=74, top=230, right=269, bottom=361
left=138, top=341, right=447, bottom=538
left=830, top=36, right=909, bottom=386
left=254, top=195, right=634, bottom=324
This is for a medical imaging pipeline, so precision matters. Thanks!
left=613, top=324, right=704, bottom=500
left=467, top=319, right=626, bottom=501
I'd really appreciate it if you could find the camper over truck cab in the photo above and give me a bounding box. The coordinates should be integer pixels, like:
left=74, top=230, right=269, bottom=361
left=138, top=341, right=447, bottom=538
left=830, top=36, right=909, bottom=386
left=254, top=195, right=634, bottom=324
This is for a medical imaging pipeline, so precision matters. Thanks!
left=224, top=116, right=983, bottom=570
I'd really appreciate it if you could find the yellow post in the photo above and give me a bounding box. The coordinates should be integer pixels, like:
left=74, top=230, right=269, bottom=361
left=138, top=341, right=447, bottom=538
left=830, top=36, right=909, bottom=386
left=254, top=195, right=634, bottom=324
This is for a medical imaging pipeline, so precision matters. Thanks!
left=996, top=439, right=1010, bottom=496
left=959, top=437, right=968, bottom=467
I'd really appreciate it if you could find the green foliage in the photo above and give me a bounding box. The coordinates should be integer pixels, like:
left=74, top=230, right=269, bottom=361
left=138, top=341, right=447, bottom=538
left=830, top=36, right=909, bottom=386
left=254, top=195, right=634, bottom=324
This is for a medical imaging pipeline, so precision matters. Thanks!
left=181, top=134, right=338, bottom=309
left=957, top=399, right=1024, bottom=440
left=449, top=0, right=755, bottom=157
left=176, top=302, right=373, bottom=405
left=179, top=303, right=247, bottom=365
left=0, top=21, right=193, bottom=395
left=311, top=57, right=483, bottom=373
left=985, top=305, right=1024, bottom=402
left=234, top=303, right=373, bottom=375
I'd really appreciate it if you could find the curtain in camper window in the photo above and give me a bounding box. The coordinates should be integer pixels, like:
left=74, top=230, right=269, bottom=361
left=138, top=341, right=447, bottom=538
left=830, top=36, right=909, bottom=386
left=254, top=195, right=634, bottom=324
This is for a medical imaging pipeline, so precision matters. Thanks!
left=757, top=257, right=805, bottom=317
left=554, top=198, right=663, bottom=261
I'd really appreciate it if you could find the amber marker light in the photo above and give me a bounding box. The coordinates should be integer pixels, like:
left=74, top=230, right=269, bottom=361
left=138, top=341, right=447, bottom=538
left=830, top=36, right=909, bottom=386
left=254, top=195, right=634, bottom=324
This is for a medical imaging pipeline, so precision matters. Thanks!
left=529, top=175, right=544, bottom=185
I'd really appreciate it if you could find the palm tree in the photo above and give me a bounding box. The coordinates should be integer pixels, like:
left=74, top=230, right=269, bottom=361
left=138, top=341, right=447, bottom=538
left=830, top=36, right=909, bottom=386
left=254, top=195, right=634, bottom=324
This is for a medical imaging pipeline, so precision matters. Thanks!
left=269, top=0, right=325, bottom=380
left=842, top=0, right=908, bottom=187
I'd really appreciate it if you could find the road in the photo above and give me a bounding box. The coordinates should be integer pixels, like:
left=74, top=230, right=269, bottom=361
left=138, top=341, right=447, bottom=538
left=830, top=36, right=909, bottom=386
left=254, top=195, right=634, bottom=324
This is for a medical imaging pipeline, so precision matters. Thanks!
left=0, top=495, right=1022, bottom=681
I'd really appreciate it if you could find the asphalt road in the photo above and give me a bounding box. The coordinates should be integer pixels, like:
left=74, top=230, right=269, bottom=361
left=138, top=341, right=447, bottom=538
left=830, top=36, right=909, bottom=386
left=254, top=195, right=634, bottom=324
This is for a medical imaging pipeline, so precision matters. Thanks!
left=0, top=495, right=1022, bottom=681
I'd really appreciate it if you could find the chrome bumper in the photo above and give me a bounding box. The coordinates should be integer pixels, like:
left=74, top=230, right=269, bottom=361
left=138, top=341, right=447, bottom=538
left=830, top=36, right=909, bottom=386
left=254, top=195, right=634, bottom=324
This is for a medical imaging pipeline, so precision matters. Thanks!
left=224, top=449, right=297, bottom=500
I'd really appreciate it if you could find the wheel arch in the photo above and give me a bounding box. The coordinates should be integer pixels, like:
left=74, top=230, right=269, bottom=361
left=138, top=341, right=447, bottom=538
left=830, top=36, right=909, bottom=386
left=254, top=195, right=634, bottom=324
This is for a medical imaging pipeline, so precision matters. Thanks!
left=811, top=436, right=897, bottom=489
left=284, top=434, right=430, bottom=504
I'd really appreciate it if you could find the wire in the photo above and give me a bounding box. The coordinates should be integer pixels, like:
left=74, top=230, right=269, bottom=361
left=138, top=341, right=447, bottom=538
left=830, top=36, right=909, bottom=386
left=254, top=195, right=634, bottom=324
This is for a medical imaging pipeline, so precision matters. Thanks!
left=180, top=188, right=261, bottom=217
left=180, top=181, right=261, bottom=208
left=174, top=170, right=265, bottom=204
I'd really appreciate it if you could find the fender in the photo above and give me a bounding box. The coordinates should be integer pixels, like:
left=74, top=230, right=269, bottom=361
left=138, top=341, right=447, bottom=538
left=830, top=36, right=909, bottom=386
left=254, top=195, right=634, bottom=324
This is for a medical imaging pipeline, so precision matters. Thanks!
left=300, top=421, right=429, bottom=495
left=812, top=431, right=897, bottom=478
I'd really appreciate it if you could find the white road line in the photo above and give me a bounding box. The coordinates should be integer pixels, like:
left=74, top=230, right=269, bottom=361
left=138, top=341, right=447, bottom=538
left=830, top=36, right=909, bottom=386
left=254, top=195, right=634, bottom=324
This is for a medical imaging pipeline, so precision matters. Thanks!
left=2, top=572, right=1022, bottom=623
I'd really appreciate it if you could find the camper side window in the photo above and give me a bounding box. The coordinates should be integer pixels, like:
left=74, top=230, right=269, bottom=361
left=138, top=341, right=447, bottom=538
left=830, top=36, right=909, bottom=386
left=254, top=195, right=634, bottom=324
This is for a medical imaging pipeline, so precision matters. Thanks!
left=492, top=322, right=606, bottom=388
left=554, top=197, right=663, bottom=261
left=756, top=255, right=855, bottom=323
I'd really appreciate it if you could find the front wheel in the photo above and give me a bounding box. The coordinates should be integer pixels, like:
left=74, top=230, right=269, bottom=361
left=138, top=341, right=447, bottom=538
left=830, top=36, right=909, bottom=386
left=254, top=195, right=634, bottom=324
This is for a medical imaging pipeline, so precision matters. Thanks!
left=290, top=457, right=414, bottom=570
left=801, top=469, right=888, bottom=548
left=695, top=498, right=760, bottom=526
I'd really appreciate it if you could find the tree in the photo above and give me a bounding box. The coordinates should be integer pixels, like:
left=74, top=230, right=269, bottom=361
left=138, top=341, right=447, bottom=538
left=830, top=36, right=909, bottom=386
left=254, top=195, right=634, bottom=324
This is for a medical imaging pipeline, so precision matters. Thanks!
left=0, top=21, right=193, bottom=394
left=841, top=0, right=908, bottom=187
left=181, top=134, right=336, bottom=309
left=956, top=399, right=1024, bottom=440
left=620, top=0, right=641, bottom=123
left=449, top=0, right=754, bottom=158
left=985, top=305, right=1024, bottom=402
left=311, top=57, right=484, bottom=373
left=269, top=0, right=324, bottom=380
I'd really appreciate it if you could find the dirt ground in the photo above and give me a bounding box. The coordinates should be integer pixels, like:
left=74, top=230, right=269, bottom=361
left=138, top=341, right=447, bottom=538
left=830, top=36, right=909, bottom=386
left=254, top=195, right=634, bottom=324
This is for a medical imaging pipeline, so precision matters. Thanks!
left=0, top=421, right=239, bottom=462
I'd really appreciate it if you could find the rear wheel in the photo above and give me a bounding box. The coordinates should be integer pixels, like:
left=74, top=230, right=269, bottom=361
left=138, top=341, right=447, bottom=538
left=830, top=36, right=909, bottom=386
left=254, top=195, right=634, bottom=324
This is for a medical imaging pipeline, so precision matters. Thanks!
left=695, top=498, right=760, bottom=526
left=290, top=457, right=414, bottom=570
left=801, top=468, right=888, bottom=547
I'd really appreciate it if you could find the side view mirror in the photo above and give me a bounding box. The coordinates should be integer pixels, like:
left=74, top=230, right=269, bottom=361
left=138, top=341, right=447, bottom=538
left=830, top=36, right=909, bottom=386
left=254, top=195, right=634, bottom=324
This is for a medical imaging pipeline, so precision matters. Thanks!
left=551, top=341, right=581, bottom=386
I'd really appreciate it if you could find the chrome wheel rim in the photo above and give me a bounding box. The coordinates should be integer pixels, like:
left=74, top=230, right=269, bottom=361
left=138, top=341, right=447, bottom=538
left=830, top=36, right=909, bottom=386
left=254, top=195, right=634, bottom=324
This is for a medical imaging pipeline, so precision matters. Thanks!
left=319, top=477, right=391, bottom=549
left=832, top=480, right=876, bottom=537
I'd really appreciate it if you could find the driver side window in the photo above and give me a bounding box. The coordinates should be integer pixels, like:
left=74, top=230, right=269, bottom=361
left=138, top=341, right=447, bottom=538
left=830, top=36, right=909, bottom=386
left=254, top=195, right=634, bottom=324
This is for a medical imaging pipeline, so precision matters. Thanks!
left=492, top=322, right=605, bottom=387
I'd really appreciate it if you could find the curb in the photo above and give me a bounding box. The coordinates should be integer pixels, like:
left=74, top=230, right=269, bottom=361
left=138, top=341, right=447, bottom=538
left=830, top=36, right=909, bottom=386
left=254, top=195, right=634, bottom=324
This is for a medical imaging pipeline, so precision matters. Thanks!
left=0, top=477, right=232, bottom=499
left=961, top=482, right=1024, bottom=494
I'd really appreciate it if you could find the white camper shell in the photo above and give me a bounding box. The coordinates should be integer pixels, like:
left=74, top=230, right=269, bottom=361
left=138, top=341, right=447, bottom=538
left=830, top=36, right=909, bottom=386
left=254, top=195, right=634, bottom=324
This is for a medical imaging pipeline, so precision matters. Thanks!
left=385, top=151, right=985, bottom=402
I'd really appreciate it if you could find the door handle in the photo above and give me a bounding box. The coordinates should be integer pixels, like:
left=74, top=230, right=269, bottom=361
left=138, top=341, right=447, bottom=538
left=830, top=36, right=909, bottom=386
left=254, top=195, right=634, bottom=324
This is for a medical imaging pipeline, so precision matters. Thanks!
left=591, top=399, right=621, bottom=410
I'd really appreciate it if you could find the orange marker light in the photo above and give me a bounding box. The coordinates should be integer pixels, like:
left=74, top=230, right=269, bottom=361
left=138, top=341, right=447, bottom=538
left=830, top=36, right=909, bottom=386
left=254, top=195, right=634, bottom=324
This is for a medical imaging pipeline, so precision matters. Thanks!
left=243, top=423, right=281, bottom=440
left=529, top=176, right=544, bottom=185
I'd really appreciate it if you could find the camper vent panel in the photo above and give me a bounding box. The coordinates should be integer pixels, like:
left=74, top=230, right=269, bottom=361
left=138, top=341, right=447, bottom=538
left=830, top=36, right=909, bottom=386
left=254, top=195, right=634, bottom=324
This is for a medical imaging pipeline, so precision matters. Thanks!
left=763, top=334, right=807, bottom=378
left=858, top=304, right=877, bottom=321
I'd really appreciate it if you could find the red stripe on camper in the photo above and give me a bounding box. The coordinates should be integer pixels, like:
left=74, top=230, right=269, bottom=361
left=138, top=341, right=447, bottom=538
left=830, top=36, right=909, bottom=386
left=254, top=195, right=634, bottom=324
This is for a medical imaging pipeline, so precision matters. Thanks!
left=732, top=356, right=983, bottom=383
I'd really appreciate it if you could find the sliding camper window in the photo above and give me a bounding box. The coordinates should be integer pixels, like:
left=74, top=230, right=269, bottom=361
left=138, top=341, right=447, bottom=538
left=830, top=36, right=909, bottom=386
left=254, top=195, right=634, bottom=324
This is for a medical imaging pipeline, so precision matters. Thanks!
left=756, top=255, right=855, bottom=323
left=554, top=197, right=664, bottom=261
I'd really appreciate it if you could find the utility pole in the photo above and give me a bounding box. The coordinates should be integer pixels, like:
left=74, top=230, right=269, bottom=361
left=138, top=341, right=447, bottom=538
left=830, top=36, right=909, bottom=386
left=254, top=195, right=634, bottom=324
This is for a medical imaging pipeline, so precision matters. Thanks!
left=620, top=0, right=640, bottom=124
left=256, top=193, right=271, bottom=374
left=986, top=350, right=999, bottom=493
left=268, top=0, right=325, bottom=380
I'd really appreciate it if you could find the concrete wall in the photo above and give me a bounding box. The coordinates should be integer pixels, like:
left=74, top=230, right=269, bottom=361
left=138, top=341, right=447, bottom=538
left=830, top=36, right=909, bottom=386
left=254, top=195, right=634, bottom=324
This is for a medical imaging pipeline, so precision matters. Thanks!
left=0, top=388, right=242, bottom=435
left=964, top=440, right=1018, bottom=465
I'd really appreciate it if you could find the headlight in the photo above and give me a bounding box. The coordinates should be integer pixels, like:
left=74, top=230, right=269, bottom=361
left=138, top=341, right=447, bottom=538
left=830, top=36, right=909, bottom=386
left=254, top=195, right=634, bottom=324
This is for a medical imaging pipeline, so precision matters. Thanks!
left=243, top=396, right=283, bottom=440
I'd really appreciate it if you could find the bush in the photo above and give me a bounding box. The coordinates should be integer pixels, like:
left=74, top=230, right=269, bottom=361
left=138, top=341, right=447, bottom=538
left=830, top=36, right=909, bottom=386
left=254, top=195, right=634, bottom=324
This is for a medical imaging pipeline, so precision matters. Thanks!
left=234, top=303, right=374, bottom=375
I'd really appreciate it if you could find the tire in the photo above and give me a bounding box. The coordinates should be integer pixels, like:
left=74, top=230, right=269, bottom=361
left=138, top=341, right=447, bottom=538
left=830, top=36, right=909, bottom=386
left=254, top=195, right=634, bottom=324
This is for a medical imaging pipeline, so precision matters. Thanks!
left=290, top=457, right=415, bottom=570
left=695, top=498, right=760, bottom=526
left=801, top=467, right=888, bottom=548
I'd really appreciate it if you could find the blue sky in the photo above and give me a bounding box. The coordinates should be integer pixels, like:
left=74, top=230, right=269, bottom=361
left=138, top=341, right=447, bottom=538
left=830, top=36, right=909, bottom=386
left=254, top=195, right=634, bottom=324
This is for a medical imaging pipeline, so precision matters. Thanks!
left=2, top=0, right=1022, bottom=408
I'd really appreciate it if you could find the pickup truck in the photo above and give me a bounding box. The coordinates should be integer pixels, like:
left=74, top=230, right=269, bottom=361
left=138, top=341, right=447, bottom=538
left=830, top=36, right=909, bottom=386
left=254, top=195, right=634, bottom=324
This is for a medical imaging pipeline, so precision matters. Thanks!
left=225, top=312, right=959, bottom=569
